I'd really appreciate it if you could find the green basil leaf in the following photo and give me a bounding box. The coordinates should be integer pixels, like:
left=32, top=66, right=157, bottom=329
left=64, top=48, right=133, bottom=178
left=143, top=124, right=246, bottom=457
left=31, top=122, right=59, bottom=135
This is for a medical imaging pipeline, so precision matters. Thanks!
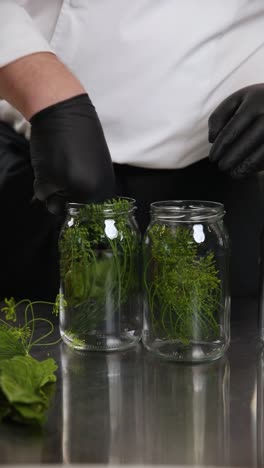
left=0, top=355, right=57, bottom=424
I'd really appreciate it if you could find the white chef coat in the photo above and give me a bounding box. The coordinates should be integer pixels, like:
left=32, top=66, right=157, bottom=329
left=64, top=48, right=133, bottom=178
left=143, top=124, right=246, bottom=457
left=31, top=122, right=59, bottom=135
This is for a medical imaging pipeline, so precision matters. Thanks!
left=1, top=0, right=264, bottom=169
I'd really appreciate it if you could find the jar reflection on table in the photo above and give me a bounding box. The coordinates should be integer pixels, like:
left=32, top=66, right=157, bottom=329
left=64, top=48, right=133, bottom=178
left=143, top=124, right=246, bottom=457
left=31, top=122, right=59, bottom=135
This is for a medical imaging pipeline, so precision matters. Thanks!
left=257, top=348, right=264, bottom=467
left=142, top=353, right=230, bottom=466
left=143, top=200, right=230, bottom=362
left=59, top=198, right=141, bottom=351
left=60, top=343, right=143, bottom=464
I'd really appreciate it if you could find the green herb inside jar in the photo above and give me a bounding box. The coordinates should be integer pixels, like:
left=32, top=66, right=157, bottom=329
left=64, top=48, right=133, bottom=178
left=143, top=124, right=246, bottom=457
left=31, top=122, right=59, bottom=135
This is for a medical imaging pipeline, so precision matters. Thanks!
left=59, top=198, right=141, bottom=350
left=143, top=224, right=221, bottom=345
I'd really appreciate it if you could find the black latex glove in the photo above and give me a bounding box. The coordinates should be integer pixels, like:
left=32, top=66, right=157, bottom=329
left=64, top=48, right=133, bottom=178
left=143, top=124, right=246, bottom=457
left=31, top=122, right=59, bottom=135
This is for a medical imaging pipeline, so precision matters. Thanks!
left=208, top=84, right=264, bottom=178
left=30, top=93, right=115, bottom=214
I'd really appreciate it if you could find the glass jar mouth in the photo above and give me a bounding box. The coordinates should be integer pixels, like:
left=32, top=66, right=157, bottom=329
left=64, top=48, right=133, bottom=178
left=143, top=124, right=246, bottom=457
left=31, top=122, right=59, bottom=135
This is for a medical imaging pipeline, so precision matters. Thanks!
left=68, top=197, right=136, bottom=216
left=150, top=200, right=225, bottom=222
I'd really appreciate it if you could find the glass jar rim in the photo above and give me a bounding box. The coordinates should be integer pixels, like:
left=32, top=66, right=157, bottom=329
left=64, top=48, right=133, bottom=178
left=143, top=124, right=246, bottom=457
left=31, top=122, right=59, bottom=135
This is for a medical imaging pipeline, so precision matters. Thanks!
left=150, top=200, right=225, bottom=222
left=67, top=197, right=136, bottom=216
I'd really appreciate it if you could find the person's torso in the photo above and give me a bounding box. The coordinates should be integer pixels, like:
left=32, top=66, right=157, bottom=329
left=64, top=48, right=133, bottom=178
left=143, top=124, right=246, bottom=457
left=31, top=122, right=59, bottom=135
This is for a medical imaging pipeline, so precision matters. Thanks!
left=2, top=0, right=264, bottom=168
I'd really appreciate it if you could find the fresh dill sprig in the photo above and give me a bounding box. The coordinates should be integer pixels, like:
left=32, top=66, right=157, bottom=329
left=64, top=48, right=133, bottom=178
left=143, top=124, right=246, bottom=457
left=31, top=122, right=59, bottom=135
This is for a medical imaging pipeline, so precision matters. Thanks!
left=0, top=294, right=64, bottom=358
left=143, top=224, right=221, bottom=344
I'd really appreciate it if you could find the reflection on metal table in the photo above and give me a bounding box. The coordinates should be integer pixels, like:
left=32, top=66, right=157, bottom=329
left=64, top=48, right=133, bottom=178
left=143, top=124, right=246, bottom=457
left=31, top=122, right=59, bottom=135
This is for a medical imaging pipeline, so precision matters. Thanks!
left=0, top=297, right=262, bottom=467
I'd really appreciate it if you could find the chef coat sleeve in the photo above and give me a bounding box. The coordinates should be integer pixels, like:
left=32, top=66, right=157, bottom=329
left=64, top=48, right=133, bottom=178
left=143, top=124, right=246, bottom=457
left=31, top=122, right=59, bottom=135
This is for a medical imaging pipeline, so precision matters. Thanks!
left=0, top=1, right=54, bottom=68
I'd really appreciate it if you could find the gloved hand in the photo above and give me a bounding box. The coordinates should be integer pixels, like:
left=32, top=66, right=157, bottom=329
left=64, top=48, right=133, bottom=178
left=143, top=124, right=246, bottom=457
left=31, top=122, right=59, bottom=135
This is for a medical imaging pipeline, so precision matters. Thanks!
left=208, top=84, right=264, bottom=178
left=30, top=93, right=115, bottom=214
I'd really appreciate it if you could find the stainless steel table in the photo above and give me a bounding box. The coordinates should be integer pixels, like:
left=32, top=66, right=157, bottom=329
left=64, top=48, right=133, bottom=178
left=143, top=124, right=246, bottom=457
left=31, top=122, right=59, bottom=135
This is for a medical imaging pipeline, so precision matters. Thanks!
left=0, top=297, right=262, bottom=466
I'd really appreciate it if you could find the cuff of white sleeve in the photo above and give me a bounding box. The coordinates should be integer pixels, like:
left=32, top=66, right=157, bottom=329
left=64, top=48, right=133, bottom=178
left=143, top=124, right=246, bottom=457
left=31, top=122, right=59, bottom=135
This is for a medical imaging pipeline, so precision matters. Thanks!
left=0, top=2, right=54, bottom=68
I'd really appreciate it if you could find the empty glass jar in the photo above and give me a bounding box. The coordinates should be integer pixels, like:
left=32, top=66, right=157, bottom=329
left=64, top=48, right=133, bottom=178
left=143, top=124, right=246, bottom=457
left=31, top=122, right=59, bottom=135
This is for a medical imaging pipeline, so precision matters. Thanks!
left=142, top=200, right=230, bottom=362
left=59, top=198, right=141, bottom=351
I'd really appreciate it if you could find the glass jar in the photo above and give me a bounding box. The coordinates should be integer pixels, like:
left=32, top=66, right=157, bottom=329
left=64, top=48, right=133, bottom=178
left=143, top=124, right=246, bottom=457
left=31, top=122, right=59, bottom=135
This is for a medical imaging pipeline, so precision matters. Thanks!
left=59, top=198, right=141, bottom=351
left=142, top=200, right=230, bottom=362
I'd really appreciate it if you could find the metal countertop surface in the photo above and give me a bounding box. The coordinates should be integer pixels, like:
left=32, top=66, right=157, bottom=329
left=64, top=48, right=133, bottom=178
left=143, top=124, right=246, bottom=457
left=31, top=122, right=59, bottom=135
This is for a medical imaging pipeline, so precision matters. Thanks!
left=0, top=297, right=262, bottom=467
